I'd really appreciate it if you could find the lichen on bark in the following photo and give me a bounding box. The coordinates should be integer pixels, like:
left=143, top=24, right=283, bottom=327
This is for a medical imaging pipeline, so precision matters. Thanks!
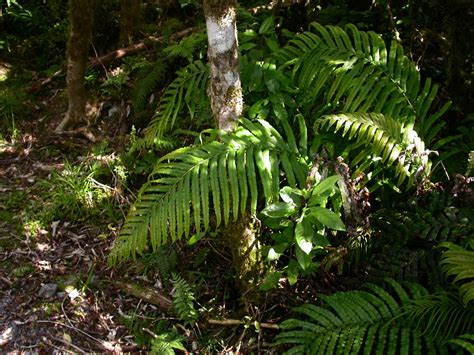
left=203, top=0, right=243, bottom=132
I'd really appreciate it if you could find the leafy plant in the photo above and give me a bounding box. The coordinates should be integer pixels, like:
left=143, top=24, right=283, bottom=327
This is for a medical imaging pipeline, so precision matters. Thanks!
left=109, top=118, right=309, bottom=263
left=150, top=330, right=186, bottom=355
left=260, top=176, right=345, bottom=289
left=171, top=273, right=198, bottom=326
left=316, top=112, right=430, bottom=186
left=131, top=58, right=168, bottom=112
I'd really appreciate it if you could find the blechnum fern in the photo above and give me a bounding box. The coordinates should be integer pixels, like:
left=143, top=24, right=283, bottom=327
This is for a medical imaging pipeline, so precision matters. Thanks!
left=439, top=242, right=474, bottom=306
left=279, top=22, right=450, bottom=145
left=316, top=112, right=430, bottom=186
left=112, top=23, right=450, bottom=262
left=171, top=273, right=198, bottom=326
left=109, top=118, right=308, bottom=263
left=141, top=60, right=209, bottom=148
left=274, top=278, right=472, bottom=354
left=150, top=330, right=186, bottom=355
left=132, top=58, right=168, bottom=112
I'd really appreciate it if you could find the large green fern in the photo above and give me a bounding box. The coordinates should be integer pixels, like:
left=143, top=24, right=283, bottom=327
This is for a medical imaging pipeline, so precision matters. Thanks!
left=274, top=279, right=467, bottom=354
left=279, top=23, right=450, bottom=145
left=316, top=112, right=430, bottom=186
left=275, top=279, right=438, bottom=354
left=109, top=118, right=308, bottom=263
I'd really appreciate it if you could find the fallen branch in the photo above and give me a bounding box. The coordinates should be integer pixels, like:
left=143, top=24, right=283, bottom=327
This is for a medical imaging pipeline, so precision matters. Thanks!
left=115, top=282, right=172, bottom=310
left=88, top=27, right=198, bottom=68
left=208, top=318, right=279, bottom=330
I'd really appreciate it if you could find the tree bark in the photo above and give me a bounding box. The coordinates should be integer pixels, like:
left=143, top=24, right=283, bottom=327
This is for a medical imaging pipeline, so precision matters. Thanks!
left=56, top=0, right=94, bottom=132
left=119, top=0, right=141, bottom=46
left=203, top=0, right=243, bottom=132
left=203, top=1, right=261, bottom=296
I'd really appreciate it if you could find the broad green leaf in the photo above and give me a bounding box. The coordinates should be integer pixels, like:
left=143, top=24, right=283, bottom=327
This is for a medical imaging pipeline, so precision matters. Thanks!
left=261, top=202, right=297, bottom=219
left=287, top=259, right=299, bottom=285
left=280, top=186, right=304, bottom=206
left=260, top=271, right=282, bottom=291
left=295, top=219, right=314, bottom=254
left=309, top=207, right=346, bottom=231
left=312, top=175, right=340, bottom=196
left=295, top=244, right=313, bottom=270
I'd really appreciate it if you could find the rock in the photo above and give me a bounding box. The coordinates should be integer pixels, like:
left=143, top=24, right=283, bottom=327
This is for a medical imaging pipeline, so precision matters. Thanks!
left=38, top=283, right=57, bottom=298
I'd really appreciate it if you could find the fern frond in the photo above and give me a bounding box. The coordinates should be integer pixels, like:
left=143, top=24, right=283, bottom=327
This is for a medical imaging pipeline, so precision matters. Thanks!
left=280, top=23, right=449, bottom=144
left=150, top=330, right=186, bottom=355
left=164, top=32, right=207, bottom=63
left=171, top=273, right=198, bottom=325
left=274, top=279, right=447, bottom=354
left=403, top=291, right=474, bottom=340
left=142, top=60, right=209, bottom=147
left=315, top=112, right=429, bottom=187
left=440, top=242, right=474, bottom=305
left=132, top=58, right=168, bottom=112
left=449, top=334, right=474, bottom=354
left=109, top=118, right=307, bottom=264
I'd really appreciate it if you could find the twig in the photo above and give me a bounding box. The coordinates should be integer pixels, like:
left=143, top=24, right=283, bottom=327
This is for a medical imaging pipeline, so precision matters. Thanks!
left=142, top=327, right=158, bottom=339
left=48, top=334, right=87, bottom=354
left=208, top=319, right=279, bottom=330
left=115, top=282, right=172, bottom=310
left=88, top=27, right=198, bottom=67
left=35, top=320, right=116, bottom=352
left=42, top=337, right=74, bottom=354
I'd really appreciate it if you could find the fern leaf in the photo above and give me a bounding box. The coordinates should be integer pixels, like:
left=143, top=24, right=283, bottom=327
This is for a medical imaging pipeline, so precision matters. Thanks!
left=403, top=291, right=474, bottom=340
left=132, top=59, right=168, bottom=112
left=315, top=112, right=429, bottom=187
left=109, top=119, right=307, bottom=264
left=449, top=334, right=474, bottom=354
left=274, top=279, right=451, bottom=354
left=171, top=273, right=198, bottom=325
left=279, top=23, right=449, bottom=144
left=142, top=60, right=209, bottom=147
left=439, top=242, right=474, bottom=305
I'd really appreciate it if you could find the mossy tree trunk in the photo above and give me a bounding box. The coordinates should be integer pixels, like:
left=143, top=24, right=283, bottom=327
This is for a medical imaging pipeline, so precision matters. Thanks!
left=203, top=1, right=262, bottom=294
left=203, top=0, right=243, bottom=132
left=56, top=0, right=94, bottom=132
left=119, top=0, right=141, bottom=46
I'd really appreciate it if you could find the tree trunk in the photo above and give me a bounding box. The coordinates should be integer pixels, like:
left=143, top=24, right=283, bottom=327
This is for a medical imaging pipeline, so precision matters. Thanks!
left=203, top=1, right=261, bottom=296
left=203, top=0, right=243, bottom=132
left=56, top=0, right=94, bottom=132
left=119, top=0, right=141, bottom=46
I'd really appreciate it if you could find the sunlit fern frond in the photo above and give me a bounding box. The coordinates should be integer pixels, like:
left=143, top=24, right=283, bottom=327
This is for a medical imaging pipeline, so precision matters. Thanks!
left=109, top=118, right=308, bottom=264
left=142, top=60, right=209, bottom=147
left=279, top=23, right=450, bottom=144
left=274, top=278, right=453, bottom=354
left=449, top=334, right=474, bottom=354
left=439, top=242, right=474, bottom=305
left=315, top=112, right=429, bottom=187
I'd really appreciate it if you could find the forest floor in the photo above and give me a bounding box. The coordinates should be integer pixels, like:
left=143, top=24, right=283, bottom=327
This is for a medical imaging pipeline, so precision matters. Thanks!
left=0, top=64, right=354, bottom=353
left=0, top=112, right=150, bottom=351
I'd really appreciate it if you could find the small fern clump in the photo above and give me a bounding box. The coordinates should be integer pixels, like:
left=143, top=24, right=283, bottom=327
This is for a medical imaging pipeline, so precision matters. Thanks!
left=132, top=58, right=168, bottom=112
left=150, top=329, right=186, bottom=355
left=171, top=273, right=198, bottom=326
